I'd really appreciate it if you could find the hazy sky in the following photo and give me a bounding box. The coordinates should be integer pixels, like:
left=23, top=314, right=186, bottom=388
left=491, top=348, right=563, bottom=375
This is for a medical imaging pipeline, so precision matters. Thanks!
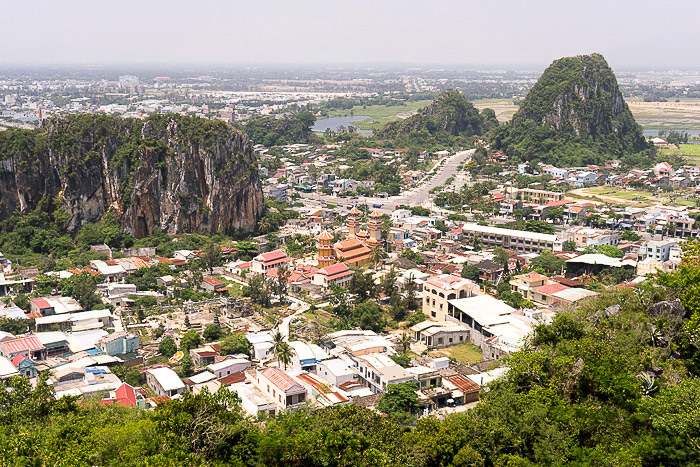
left=2, top=0, right=698, bottom=68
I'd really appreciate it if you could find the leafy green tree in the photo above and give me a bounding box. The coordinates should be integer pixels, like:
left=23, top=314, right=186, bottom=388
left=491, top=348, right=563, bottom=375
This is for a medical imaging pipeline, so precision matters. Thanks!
left=203, top=324, right=223, bottom=342
left=381, top=267, right=398, bottom=296
left=233, top=241, right=259, bottom=260
left=219, top=333, right=251, bottom=357
left=12, top=293, right=30, bottom=311
left=544, top=207, right=564, bottom=223
left=60, top=272, right=103, bottom=310
left=493, top=247, right=511, bottom=270
left=583, top=244, right=624, bottom=258
left=461, top=264, right=480, bottom=281
left=403, top=275, right=418, bottom=311
left=158, top=336, right=177, bottom=358
left=400, top=248, right=425, bottom=265
left=529, top=250, right=565, bottom=275
left=202, top=241, right=221, bottom=273
left=377, top=382, right=419, bottom=415
left=0, top=318, right=29, bottom=335
left=370, top=245, right=388, bottom=267
left=34, top=273, right=60, bottom=296
left=562, top=240, right=578, bottom=251
left=354, top=300, right=386, bottom=333
left=349, top=270, right=377, bottom=302
left=273, top=264, right=291, bottom=299
left=398, top=332, right=412, bottom=354
left=621, top=230, right=641, bottom=242
left=180, top=330, right=202, bottom=352
left=246, top=275, right=272, bottom=307
left=389, top=290, right=406, bottom=322
left=180, top=352, right=194, bottom=377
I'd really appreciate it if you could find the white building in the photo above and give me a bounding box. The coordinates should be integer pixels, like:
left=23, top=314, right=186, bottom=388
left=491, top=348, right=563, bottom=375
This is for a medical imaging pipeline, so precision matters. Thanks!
left=351, top=353, right=416, bottom=394
left=461, top=223, right=560, bottom=254
left=206, top=358, right=251, bottom=379
left=228, top=381, right=277, bottom=416
left=146, top=367, right=186, bottom=397
left=246, top=332, right=275, bottom=360
left=316, top=358, right=357, bottom=387
left=255, top=367, right=307, bottom=410
left=639, top=240, right=676, bottom=262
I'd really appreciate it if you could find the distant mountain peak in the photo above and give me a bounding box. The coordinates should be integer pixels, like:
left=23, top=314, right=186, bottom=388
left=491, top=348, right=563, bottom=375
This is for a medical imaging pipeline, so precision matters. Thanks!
left=493, top=53, right=649, bottom=164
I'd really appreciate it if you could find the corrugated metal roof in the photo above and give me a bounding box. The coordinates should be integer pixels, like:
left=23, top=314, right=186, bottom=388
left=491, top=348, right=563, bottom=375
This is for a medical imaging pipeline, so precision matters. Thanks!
left=2, top=336, right=45, bottom=353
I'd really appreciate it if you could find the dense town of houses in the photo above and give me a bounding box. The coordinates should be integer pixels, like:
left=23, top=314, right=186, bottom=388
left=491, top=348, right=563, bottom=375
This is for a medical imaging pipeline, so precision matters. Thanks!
left=1, top=134, right=700, bottom=418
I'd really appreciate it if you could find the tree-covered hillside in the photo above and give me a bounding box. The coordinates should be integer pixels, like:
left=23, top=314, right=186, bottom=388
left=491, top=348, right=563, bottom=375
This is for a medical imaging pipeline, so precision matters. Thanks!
left=3, top=242, right=700, bottom=466
left=491, top=53, right=652, bottom=167
left=376, top=90, right=498, bottom=146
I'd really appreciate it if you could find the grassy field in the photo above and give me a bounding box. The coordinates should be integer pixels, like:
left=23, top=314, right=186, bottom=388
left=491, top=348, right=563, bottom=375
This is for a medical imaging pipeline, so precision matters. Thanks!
left=627, top=99, right=700, bottom=130
left=580, top=187, right=653, bottom=202
left=325, top=100, right=432, bottom=131
left=659, top=144, right=700, bottom=164
left=431, top=342, right=482, bottom=364
left=472, top=98, right=519, bottom=122
left=573, top=187, right=698, bottom=208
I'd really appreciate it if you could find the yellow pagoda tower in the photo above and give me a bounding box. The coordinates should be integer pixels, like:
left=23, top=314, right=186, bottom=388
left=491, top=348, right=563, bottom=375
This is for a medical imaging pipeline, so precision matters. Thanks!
left=368, top=210, right=383, bottom=244
left=347, top=206, right=361, bottom=238
left=316, top=230, right=335, bottom=268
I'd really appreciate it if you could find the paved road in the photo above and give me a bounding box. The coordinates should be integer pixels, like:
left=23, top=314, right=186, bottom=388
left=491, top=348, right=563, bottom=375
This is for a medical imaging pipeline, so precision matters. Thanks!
left=278, top=295, right=310, bottom=339
left=300, top=149, right=474, bottom=213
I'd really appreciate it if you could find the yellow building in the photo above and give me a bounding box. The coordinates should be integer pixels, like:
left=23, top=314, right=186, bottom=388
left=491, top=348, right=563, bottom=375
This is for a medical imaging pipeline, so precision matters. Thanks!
left=316, top=230, right=335, bottom=268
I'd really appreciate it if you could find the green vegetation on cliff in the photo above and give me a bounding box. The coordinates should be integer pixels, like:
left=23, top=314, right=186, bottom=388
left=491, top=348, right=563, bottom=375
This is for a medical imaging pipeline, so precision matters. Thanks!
left=376, top=90, right=498, bottom=146
left=0, top=113, right=263, bottom=238
left=4, top=242, right=700, bottom=465
left=243, top=111, right=316, bottom=147
left=491, top=53, right=652, bottom=166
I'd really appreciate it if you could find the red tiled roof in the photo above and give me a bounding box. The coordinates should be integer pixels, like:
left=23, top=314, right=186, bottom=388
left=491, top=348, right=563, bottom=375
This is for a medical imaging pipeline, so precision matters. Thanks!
left=317, top=230, right=334, bottom=241
left=30, top=298, right=51, bottom=310
left=524, top=271, right=547, bottom=281
left=202, top=276, right=225, bottom=287
left=260, top=250, right=286, bottom=262
left=261, top=367, right=301, bottom=392
left=146, top=395, right=171, bottom=406
left=425, top=274, right=467, bottom=289
left=533, top=283, right=570, bottom=295
left=544, top=199, right=575, bottom=207
left=2, top=336, right=45, bottom=354
left=218, top=371, right=246, bottom=385
left=447, top=374, right=480, bottom=394
left=552, top=276, right=585, bottom=288
left=320, top=263, right=350, bottom=276
left=11, top=354, right=27, bottom=366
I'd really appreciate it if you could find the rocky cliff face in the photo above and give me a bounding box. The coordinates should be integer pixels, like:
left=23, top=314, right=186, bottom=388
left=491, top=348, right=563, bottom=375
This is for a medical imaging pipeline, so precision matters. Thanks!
left=493, top=53, right=649, bottom=162
left=0, top=114, right=263, bottom=237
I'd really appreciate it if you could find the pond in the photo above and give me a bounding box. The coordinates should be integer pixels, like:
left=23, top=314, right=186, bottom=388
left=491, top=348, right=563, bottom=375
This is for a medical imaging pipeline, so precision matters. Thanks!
left=312, top=115, right=372, bottom=135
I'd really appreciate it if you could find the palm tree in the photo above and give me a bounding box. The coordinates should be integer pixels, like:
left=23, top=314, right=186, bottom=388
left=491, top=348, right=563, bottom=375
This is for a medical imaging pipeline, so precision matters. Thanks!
left=272, top=331, right=285, bottom=357
left=276, top=341, right=293, bottom=370
left=370, top=245, right=387, bottom=267
left=398, top=332, right=412, bottom=355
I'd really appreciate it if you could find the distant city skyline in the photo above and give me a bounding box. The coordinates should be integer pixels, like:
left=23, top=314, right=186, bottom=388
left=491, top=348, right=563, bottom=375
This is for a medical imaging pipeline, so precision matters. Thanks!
left=2, top=0, right=699, bottom=69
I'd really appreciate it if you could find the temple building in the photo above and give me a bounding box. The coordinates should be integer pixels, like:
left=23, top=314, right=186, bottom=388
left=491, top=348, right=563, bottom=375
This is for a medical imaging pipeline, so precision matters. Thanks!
left=315, top=207, right=385, bottom=269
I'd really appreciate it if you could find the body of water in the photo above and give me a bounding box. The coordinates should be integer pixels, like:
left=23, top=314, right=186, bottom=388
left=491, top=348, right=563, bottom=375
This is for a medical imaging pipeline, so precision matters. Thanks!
left=312, top=115, right=372, bottom=135
left=643, top=129, right=700, bottom=137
